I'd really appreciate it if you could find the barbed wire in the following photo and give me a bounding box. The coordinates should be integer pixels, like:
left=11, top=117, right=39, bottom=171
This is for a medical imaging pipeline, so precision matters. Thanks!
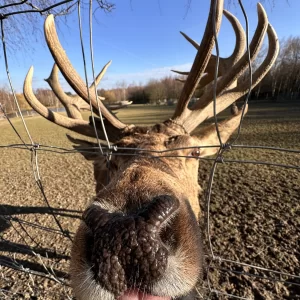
left=0, top=0, right=299, bottom=299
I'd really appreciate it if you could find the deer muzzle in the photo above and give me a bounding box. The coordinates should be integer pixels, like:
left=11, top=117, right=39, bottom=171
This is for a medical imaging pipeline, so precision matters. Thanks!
left=82, top=195, right=179, bottom=298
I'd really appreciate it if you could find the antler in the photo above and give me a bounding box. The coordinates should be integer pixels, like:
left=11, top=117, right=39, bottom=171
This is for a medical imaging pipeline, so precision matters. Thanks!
left=172, top=0, right=224, bottom=121
left=24, top=14, right=129, bottom=141
left=173, top=9, right=246, bottom=90
left=172, top=2, right=279, bottom=134
left=45, top=63, right=105, bottom=119
left=44, top=15, right=126, bottom=130
left=23, top=66, right=103, bottom=138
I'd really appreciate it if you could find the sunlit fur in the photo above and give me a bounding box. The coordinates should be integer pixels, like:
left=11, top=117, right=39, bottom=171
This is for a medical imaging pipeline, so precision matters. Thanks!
left=70, top=124, right=207, bottom=299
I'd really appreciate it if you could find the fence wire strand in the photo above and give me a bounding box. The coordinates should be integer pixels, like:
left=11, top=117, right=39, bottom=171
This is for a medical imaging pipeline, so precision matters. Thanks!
left=206, top=0, right=251, bottom=294
left=0, top=0, right=73, bottom=246
left=231, top=0, right=252, bottom=145
left=77, top=0, right=108, bottom=158
left=0, top=18, right=34, bottom=147
left=88, top=0, right=112, bottom=153
left=0, top=0, right=299, bottom=299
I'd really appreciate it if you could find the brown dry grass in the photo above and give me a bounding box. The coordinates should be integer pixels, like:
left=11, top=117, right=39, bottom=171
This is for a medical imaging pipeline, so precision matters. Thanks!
left=0, top=101, right=299, bottom=299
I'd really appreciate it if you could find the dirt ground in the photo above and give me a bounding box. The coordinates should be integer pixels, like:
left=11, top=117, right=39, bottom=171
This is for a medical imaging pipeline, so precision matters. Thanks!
left=0, top=101, right=299, bottom=299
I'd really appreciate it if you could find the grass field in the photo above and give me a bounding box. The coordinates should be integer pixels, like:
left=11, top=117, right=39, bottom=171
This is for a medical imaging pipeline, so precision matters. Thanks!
left=0, top=101, right=299, bottom=299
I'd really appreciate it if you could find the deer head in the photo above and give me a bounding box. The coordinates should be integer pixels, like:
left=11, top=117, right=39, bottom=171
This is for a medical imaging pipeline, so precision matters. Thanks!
left=23, top=1, right=279, bottom=299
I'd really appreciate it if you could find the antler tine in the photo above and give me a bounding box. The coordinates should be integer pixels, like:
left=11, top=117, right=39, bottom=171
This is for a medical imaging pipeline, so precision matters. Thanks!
left=197, top=3, right=268, bottom=108
left=89, top=61, right=111, bottom=95
left=175, top=74, right=210, bottom=93
left=193, top=4, right=268, bottom=111
left=172, top=0, right=224, bottom=120
left=23, top=67, right=103, bottom=138
left=178, top=3, right=270, bottom=133
left=179, top=31, right=199, bottom=50
left=184, top=22, right=279, bottom=132
left=172, top=10, right=246, bottom=89
left=202, top=9, right=246, bottom=87
left=207, top=23, right=279, bottom=118
left=172, top=70, right=190, bottom=76
left=45, top=63, right=106, bottom=119
left=44, top=15, right=127, bottom=130
left=45, top=64, right=85, bottom=120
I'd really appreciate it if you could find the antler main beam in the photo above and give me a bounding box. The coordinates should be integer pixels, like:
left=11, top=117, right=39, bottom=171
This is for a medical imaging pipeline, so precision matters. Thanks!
left=44, top=15, right=127, bottom=130
left=172, top=0, right=224, bottom=120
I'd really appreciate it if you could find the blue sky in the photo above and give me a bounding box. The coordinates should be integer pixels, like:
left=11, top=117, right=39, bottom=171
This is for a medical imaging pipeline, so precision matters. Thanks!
left=1, top=0, right=300, bottom=93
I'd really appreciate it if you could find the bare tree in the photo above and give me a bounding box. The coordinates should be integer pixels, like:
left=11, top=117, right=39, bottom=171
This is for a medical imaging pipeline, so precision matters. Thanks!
left=269, top=37, right=300, bottom=100
left=161, top=76, right=183, bottom=100
left=127, top=84, right=149, bottom=104
left=99, top=88, right=117, bottom=104
left=115, top=81, right=128, bottom=101
left=35, top=88, right=61, bottom=107
left=145, top=79, right=167, bottom=104
left=0, top=86, right=15, bottom=113
left=0, top=0, right=115, bottom=52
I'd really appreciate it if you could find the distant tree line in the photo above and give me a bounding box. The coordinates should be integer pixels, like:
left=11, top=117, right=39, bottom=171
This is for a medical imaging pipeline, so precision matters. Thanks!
left=99, top=37, right=300, bottom=104
left=98, top=76, right=184, bottom=105
left=253, top=36, right=300, bottom=101
left=0, top=88, right=61, bottom=114
left=1, top=36, right=300, bottom=115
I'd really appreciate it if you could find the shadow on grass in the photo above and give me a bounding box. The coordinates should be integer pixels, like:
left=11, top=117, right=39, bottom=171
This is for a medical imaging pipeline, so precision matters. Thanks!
left=0, top=205, right=75, bottom=283
left=0, top=255, right=69, bottom=280
left=0, top=238, right=70, bottom=260
left=0, top=204, right=82, bottom=218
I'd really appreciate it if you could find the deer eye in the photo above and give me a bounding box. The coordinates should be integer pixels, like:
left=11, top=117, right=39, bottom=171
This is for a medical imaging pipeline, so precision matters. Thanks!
left=189, top=148, right=200, bottom=158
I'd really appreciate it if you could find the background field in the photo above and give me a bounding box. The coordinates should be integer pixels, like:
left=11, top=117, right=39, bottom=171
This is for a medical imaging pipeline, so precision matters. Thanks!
left=0, top=101, right=299, bottom=299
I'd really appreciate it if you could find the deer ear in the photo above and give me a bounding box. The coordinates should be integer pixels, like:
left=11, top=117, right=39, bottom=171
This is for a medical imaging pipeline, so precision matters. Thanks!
left=66, top=134, right=108, bottom=161
left=198, top=105, right=247, bottom=157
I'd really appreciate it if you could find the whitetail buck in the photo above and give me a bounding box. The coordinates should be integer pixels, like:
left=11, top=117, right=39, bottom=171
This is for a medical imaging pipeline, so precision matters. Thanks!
left=23, top=0, right=278, bottom=299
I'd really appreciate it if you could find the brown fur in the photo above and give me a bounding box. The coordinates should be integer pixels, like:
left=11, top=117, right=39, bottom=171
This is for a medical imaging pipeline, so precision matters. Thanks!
left=70, top=124, right=208, bottom=299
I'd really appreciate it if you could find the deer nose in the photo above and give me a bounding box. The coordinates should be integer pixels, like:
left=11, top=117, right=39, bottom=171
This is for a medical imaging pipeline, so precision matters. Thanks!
left=82, top=195, right=179, bottom=297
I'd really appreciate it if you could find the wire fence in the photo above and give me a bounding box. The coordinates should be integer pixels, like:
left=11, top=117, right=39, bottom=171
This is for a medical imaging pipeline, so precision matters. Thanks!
left=0, top=1, right=299, bottom=299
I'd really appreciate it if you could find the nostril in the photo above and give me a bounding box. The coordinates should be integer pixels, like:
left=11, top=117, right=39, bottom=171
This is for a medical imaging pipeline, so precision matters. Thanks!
left=82, top=204, right=112, bottom=233
left=83, top=196, right=180, bottom=298
left=138, top=195, right=179, bottom=228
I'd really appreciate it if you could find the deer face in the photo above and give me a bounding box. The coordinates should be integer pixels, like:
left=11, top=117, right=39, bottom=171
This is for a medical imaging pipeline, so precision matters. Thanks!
left=71, top=125, right=205, bottom=299
left=22, top=0, right=278, bottom=299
